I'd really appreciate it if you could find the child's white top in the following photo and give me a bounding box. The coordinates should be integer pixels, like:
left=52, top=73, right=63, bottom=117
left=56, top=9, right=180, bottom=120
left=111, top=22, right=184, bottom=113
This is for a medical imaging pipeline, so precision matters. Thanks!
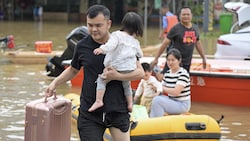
left=135, top=76, right=162, bottom=97
left=100, top=30, right=143, bottom=71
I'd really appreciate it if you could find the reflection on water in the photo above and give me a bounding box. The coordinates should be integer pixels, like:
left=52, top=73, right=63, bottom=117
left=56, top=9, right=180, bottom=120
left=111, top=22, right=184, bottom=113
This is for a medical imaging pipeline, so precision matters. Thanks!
left=0, top=21, right=249, bottom=141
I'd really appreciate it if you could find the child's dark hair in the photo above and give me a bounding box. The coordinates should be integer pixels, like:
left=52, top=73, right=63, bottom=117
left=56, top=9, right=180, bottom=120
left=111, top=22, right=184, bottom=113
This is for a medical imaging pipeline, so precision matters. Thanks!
left=141, top=62, right=152, bottom=72
left=166, top=48, right=182, bottom=61
left=121, top=12, right=143, bottom=37
left=87, top=5, right=110, bottom=20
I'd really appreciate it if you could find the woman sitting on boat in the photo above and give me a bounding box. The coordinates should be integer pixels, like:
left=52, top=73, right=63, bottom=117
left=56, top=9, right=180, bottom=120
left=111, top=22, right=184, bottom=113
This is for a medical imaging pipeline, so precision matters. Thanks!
left=150, top=48, right=191, bottom=117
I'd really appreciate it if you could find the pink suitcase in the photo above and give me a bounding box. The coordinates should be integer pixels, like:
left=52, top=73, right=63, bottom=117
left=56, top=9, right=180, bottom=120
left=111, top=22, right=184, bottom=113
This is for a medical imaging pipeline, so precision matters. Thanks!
left=24, top=95, right=72, bottom=141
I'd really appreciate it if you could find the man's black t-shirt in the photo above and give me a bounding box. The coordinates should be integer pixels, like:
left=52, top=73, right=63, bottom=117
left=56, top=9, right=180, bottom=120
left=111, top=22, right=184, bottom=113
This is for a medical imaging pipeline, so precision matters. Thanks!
left=167, top=23, right=200, bottom=66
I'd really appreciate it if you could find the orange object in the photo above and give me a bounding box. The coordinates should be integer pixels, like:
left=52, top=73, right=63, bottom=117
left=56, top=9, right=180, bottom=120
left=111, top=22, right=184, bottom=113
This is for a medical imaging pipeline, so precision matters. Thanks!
left=71, top=68, right=84, bottom=87
left=164, top=15, right=178, bottom=34
left=131, top=80, right=140, bottom=90
left=190, top=63, right=211, bottom=71
left=7, top=35, right=15, bottom=49
left=35, top=41, right=52, bottom=53
left=190, top=74, right=250, bottom=107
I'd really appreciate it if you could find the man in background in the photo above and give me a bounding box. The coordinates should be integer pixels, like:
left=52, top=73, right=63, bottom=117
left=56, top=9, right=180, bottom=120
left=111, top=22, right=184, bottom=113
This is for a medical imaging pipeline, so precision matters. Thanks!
left=152, top=7, right=206, bottom=81
left=159, top=4, right=178, bottom=40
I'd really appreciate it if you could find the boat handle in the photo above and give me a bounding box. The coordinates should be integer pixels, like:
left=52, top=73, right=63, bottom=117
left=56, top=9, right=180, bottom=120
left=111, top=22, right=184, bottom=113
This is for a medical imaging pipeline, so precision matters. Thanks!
left=185, top=122, right=206, bottom=130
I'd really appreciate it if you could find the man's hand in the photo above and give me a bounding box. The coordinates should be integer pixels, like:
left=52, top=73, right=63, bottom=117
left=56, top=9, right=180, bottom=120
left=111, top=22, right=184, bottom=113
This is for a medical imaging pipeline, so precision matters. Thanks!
left=150, top=59, right=158, bottom=69
left=101, top=66, right=118, bottom=81
left=202, top=58, right=207, bottom=70
left=44, top=82, right=57, bottom=100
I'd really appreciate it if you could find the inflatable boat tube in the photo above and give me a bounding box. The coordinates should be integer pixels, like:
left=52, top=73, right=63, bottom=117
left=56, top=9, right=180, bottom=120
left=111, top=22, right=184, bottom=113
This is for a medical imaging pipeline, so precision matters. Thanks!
left=64, top=93, right=221, bottom=141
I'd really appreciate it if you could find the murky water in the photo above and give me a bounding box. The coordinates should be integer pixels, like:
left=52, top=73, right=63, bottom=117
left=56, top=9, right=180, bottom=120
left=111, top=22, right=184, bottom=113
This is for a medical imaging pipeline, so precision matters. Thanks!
left=0, top=21, right=82, bottom=51
left=0, top=21, right=250, bottom=141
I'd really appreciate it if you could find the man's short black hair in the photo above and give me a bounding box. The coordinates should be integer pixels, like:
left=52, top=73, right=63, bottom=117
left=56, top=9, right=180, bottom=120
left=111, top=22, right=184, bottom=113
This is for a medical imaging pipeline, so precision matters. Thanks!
left=178, top=6, right=192, bottom=15
left=87, top=5, right=110, bottom=20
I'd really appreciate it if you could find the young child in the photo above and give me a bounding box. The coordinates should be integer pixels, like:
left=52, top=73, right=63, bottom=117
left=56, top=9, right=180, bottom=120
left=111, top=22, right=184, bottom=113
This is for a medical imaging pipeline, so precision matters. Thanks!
left=88, top=12, right=144, bottom=112
left=134, top=62, right=162, bottom=114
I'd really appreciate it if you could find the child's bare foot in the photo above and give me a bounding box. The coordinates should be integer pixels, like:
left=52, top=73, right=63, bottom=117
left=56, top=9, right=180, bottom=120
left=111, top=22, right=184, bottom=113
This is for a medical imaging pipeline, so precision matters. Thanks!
left=88, top=101, right=104, bottom=112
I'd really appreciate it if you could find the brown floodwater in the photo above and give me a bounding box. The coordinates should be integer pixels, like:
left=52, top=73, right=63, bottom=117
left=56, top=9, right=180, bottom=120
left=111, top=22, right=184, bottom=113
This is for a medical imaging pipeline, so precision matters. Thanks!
left=0, top=21, right=249, bottom=141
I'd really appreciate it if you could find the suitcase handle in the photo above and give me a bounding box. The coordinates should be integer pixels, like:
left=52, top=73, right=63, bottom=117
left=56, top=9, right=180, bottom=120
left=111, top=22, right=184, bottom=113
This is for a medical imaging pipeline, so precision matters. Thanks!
left=53, top=101, right=70, bottom=115
left=44, top=93, right=70, bottom=115
left=44, top=92, right=57, bottom=103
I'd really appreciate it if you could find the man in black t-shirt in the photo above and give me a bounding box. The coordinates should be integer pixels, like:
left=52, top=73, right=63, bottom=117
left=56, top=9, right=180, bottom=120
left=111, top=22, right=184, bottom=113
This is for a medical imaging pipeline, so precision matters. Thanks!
left=45, top=5, right=144, bottom=141
left=151, top=7, right=206, bottom=81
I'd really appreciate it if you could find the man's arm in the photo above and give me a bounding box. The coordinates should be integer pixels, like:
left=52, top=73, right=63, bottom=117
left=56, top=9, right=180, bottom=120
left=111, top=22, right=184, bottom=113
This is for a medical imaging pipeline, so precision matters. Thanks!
left=45, top=66, right=79, bottom=97
left=104, top=61, right=144, bottom=81
left=195, top=40, right=207, bottom=69
left=151, top=37, right=171, bottom=67
left=159, top=16, right=167, bottom=40
left=159, top=30, right=165, bottom=40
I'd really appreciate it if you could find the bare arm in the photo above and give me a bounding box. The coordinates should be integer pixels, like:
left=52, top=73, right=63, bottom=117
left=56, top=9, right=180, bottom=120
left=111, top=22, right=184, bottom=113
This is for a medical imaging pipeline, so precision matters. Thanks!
left=45, top=66, right=79, bottom=97
left=103, top=61, right=144, bottom=81
left=195, top=40, right=207, bottom=69
left=151, top=38, right=171, bottom=67
left=162, top=84, right=185, bottom=96
left=158, top=30, right=165, bottom=40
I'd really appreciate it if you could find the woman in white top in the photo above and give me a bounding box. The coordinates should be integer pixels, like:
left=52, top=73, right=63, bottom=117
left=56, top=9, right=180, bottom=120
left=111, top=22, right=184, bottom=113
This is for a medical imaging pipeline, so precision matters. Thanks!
left=150, top=48, right=191, bottom=117
left=89, top=12, right=143, bottom=112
